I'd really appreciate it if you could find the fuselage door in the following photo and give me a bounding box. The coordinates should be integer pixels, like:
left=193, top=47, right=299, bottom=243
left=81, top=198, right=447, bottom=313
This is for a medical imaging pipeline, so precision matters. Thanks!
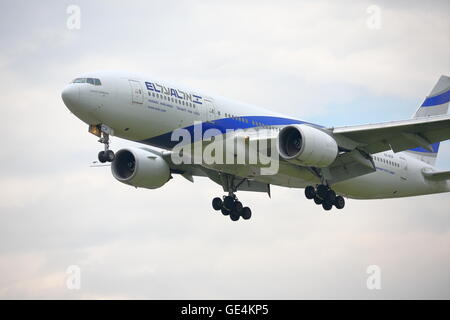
left=399, top=156, right=407, bottom=170
left=204, top=98, right=216, bottom=123
left=399, top=156, right=408, bottom=181
left=129, top=80, right=143, bottom=104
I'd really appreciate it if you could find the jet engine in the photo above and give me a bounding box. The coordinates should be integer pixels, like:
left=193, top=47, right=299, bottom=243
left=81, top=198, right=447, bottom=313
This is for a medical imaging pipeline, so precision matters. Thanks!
left=111, top=148, right=171, bottom=189
left=277, top=124, right=338, bottom=167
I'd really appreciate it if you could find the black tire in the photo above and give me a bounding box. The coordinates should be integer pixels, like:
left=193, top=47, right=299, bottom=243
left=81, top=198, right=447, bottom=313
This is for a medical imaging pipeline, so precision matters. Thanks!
left=106, top=150, right=115, bottom=162
left=230, top=212, right=240, bottom=221
left=98, top=151, right=107, bottom=163
left=326, top=189, right=336, bottom=203
left=212, top=197, right=222, bottom=211
left=334, top=196, right=345, bottom=209
left=316, top=184, right=328, bottom=199
left=223, top=196, right=235, bottom=211
left=221, top=207, right=231, bottom=216
left=234, top=201, right=243, bottom=213
left=322, top=201, right=333, bottom=211
left=305, top=186, right=316, bottom=199
left=241, top=207, right=252, bottom=220
left=313, top=195, right=323, bottom=205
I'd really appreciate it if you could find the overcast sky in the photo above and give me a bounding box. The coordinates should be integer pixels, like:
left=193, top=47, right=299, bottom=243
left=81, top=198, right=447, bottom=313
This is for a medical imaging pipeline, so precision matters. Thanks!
left=0, top=0, right=449, bottom=299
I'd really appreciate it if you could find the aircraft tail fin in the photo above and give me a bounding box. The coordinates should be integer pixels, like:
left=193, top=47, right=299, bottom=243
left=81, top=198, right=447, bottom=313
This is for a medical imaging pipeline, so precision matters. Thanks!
left=405, top=75, right=450, bottom=165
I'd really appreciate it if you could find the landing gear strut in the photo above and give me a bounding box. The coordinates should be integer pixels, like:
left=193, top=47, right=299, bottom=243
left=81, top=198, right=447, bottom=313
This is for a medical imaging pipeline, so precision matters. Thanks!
left=305, top=184, right=345, bottom=211
left=211, top=192, right=252, bottom=222
left=97, top=131, right=115, bottom=163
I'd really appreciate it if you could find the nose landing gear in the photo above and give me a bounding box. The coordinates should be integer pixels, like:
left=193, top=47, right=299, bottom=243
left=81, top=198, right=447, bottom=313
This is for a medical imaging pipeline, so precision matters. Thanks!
left=92, top=125, right=115, bottom=163
left=305, top=184, right=345, bottom=211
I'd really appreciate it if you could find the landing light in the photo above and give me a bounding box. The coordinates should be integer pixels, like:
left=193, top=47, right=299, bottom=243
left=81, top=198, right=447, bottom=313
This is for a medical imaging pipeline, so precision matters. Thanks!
left=88, top=124, right=101, bottom=137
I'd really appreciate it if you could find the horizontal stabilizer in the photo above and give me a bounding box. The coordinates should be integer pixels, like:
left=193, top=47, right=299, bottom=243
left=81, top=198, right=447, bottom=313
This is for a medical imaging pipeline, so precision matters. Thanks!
left=422, top=169, right=450, bottom=181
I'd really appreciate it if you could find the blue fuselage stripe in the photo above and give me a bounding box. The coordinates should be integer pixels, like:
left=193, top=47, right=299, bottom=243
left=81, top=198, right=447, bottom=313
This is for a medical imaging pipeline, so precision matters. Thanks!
left=139, top=115, right=316, bottom=149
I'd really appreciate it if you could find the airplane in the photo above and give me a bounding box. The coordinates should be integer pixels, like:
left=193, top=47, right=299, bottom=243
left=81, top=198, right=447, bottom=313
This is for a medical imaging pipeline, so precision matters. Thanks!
left=61, top=71, right=450, bottom=221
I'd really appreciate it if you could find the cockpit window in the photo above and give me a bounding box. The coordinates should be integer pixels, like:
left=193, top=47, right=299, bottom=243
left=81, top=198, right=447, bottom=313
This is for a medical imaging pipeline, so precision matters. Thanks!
left=71, top=78, right=102, bottom=86
left=72, top=78, right=86, bottom=83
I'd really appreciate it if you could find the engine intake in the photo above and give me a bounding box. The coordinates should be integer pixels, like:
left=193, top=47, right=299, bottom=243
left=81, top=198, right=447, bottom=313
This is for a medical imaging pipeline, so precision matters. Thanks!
left=278, top=124, right=338, bottom=167
left=111, top=148, right=171, bottom=189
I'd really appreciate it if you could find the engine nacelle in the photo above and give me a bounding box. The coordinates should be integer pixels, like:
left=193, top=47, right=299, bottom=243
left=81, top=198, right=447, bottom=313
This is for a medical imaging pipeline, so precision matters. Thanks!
left=277, top=124, right=338, bottom=167
left=111, top=148, right=171, bottom=189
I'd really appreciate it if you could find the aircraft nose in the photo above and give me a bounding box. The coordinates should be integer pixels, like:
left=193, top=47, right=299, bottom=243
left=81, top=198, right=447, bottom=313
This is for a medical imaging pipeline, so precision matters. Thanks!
left=61, top=85, right=79, bottom=107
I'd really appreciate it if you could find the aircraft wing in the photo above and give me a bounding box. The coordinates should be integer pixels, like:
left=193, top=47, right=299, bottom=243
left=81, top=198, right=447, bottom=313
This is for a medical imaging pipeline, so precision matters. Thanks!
left=331, top=114, right=450, bottom=154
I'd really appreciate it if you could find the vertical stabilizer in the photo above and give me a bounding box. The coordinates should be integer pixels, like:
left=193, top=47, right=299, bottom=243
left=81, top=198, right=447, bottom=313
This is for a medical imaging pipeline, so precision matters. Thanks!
left=405, top=75, right=450, bottom=165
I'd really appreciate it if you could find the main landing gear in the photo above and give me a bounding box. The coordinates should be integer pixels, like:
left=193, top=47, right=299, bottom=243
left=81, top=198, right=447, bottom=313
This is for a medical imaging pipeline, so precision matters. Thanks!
left=304, top=184, right=345, bottom=211
left=211, top=193, right=252, bottom=222
left=97, top=131, right=115, bottom=163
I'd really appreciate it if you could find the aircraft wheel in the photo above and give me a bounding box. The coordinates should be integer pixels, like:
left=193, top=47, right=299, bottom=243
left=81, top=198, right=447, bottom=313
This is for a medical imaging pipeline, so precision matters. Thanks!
left=334, top=196, right=345, bottom=209
left=313, top=195, right=323, bottom=205
left=316, top=184, right=328, bottom=199
left=322, top=201, right=333, bottom=211
left=106, top=150, right=115, bottom=162
left=241, top=207, right=252, bottom=220
left=326, top=189, right=336, bottom=203
left=223, top=196, right=235, bottom=211
left=230, top=211, right=240, bottom=221
left=221, top=207, right=231, bottom=216
left=98, top=151, right=107, bottom=163
left=305, top=186, right=316, bottom=199
left=212, top=197, right=223, bottom=211
left=234, top=201, right=243, bottom=213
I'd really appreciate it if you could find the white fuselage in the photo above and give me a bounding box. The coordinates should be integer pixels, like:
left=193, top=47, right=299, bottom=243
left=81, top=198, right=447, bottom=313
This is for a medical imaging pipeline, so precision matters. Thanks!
left=62, top=71, right=450, bottom=199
